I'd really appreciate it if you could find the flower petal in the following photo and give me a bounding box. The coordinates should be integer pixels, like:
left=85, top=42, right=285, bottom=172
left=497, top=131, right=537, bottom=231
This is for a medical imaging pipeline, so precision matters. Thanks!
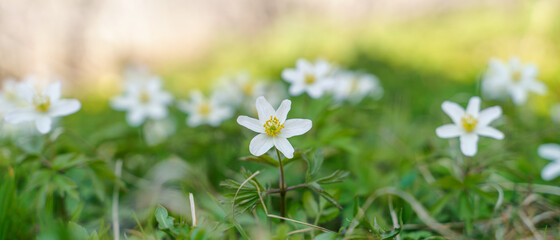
left=282, top=69, right=300, bottom=83
left=147, top=104, right=167, bottom=120
left=279, top=119, right=312, bottom=138
left=476, top=126, right=504, bottom=140
left=4, top=108, right=36, bottom=123
left=477, top=106, right=502, bottom=126
left=538, top=144, right=560, bottom=161
left=466, top=96, right=481, bottom=117
left=288, top=83, right=305, bottom=96
left=541, top=162, right=560, bottom=181
left=35, top=116, right=52, bottom=134
left=275, top=99, right=291, bottom=123
left=441, top=101, right=465, bottom=124
left=509, top=86, right=527, bottom=105
left=435, top=124, right=462, bottom=138
left=111, top=95, right=135, bottom=110
left=296, top=58, right=313, bottom=72
left=44, top=82, right=61, bottom=102
left=237, top=115, right=264, bottom=133
left=274, top=137, right=294, bottom=159
left=306, top=85, right=324, bottom=99
left=526, top=80, right=547, bottom=95
left=255, top=96, right=275, bottom=124
left=460, top=133, right=479, bottom=157
left=49, top=99, right=81, bottom=117
left=127, top=109, right=146, bottom=127
left=249, top=133, right=274, bottom=156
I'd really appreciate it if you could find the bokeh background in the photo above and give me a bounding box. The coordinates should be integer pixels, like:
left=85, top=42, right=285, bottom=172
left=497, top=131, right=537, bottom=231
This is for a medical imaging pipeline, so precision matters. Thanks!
left=1, top=0, right=559, bottom=101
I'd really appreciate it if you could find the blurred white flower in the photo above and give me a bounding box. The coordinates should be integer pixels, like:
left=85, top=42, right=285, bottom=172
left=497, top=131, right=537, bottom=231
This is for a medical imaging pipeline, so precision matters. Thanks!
left=436, top=96, right=503, bottom=157
left=331, top=71, right=383, bottom=103
left=537, top=144, right=560, bottom=181
left=111, top=75, right=173, bottom=127
left=4, top=81, right=81, bottom=134
left=0, top=78, right=27, bottom=115
left=237, top=96, right=312, bottom=158
left=143, top=118, right=176, bottom=146
left=282, top=58, right=334, bottom=98
left=178, top=90, right=234, bottom=127
left=550, top=104, right=560, bottom=124
left=482, top=57, right=546, bottom=105
left=215, top=72, right=266, bottom=106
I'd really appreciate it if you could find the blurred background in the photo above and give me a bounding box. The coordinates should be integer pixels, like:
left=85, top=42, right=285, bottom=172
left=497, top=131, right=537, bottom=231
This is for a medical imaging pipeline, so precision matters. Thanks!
left=1, top=0, right=559, bottom=100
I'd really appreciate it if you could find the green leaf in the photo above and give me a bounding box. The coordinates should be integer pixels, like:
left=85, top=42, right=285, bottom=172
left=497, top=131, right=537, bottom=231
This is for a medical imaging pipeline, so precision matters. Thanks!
left=319, top=207, right=339, bottom=223
left=239, top=155, right=278, bottom=167
left=155, top=206, right=175, bottom=230
left=309, top=183, right=342, bottom=210
left=458, top=192, right=473, bottom=235
left=303, top=191, right=318, bottom=218
left=315, top=170, right=350, bottom=184
left=53, top=175, right=79, bottom=200
left=305, top=149, right=324, bottom=183
left=68, top=222, right=89, bottom=240
left=429, top=192, right=454, bottom=216
left=52, top=154, right=89, bottom=171
left=314, top=232, right=337, bottom=240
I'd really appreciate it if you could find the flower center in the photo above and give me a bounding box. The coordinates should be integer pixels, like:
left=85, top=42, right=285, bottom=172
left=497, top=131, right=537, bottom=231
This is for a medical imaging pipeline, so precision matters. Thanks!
left=198, top=103, right=211, bottom=116
left=140, top=91, right=150, bottom=103
left=511, top=70, right=522, bottom=83
left=264, top=116, right=284, bottom=137
left=34, top=95, right=51, bottom=112
left=304, top=74, right=316, bottom=84
left=461, top=114, right=478, bottom=132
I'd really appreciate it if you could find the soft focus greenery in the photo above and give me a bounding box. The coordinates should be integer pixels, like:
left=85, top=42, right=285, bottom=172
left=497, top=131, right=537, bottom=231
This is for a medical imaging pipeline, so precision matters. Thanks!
left=1, top=3, right=560, bottom=239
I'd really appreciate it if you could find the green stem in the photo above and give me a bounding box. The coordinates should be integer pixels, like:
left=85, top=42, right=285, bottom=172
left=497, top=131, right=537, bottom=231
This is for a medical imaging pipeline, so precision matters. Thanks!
left=276, top=148, right=287, bottom=221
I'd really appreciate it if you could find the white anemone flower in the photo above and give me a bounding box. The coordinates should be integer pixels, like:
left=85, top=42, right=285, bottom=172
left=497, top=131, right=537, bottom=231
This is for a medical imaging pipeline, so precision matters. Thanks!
left=482, top=57, right=546, bottom=105
left=237, top=96, right=312, bottom=158
left=215, top=72, right=266, bottom=106
left=435, top=96, right=504, bottom=157
left=178, top=90, right=234, bottom=127
left=537, top=144, right=560, bottom=181
left=4, top=81, right=81, bottom=134
left=0, top=78, right=27, bottom=114
left=331, top=71, right=383, bottom=103
left=111, top=76, right=173, bottom=127
left=282, top=58, right=335, bottom=98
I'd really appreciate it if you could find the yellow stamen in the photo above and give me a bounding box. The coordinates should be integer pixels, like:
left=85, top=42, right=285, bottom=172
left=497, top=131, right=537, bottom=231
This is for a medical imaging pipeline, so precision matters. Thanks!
left=34, top=96, right=51, bottom=112
left=140, top=92, right=150, bottom=103
left=198, top=103, right=211, bottom=115
left=264, top=116, right=284, bottom=137
left=511, top=71, right=522, bottom=82
left=461, top=114, right=478, bottom=132
left=304, top=74, right=316, bottom=84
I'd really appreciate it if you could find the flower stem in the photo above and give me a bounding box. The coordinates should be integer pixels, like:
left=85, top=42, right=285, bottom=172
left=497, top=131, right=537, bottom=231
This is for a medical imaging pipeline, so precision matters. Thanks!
left=276, top=148, right=287, bottom=221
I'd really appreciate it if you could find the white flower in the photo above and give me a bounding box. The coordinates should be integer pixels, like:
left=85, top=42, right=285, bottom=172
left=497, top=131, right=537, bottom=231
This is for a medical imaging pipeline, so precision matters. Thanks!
left=0, top=78, right=27, bottom=115
left=111, top=76, right=173, bottom=127
left=4, top=81, right=81, bottom=134
left=215, top=72, right=266, bottom=106
left=551, top=104, right=560, bottom=124
left=331, top=71, right=383, bottom=103
left=178, top=90, right=234, bottom=127
left=537, top=144, right=560, bottom=181
left=482, top=57, right=547, bottom=105
left=282, top=58, right=335, bottom=98
left=237, top=96, right=312, bottom=158
left=435, top=96, right=504, bottom=157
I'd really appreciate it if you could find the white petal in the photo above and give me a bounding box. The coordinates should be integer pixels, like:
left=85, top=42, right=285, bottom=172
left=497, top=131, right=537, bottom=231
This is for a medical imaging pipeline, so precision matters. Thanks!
left=49, top=99, right=81, bottom=117
left=541, top=162, right=560, bottom=181
left=187, top=115, right=202, bottom=127
left=435, top=124, right=462, bottom=138
left=526, top=80, right=546, bottom=95
left=4, top=108, right=36, bottom=123
left=282, top=69, right=300, bottom=83
left=279, top=119, right=312, bottom=138
left=288, top=83, right=305, bottom=96
left=111, top=95, right=135, bottom=110
left=509, top=86, right=527, bottom=105
left=478, top=106, right=502, bottom=126
left=274, top=137, right=294, bottom=159
left=275, top=100, right=291, bottom=123
left=237, top=115, right=264, bottom=133
left=441, top=101, right=465, bottom=124
left=476, top=126, right=504, bottom=140
left=296, top=59, right=313, bottom=72
left=127, top=109, right=146, bottom=127
left=466, top=96, right=481, bottom=117
left=306, top=85, right=324, bottom=99
left=460, top=133, right=479, bottom=157
left=35, top=116, right=52, bottom=134
left=538, top=144, right=560, bottom=161
left=44, top=82, right=61, bottom=102
left=255, top=96, right=275, bottom=124
left=249, top=133, right=274, bottom=156
left=147, top=105, right=167, bottom=120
